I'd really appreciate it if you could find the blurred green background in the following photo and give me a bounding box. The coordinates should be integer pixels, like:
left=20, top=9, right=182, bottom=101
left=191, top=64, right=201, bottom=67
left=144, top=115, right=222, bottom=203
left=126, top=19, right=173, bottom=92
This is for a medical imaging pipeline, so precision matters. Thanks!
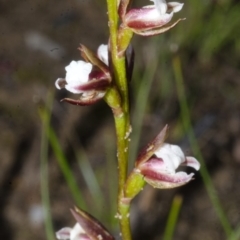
left=1, top=0, right=240, bottom=239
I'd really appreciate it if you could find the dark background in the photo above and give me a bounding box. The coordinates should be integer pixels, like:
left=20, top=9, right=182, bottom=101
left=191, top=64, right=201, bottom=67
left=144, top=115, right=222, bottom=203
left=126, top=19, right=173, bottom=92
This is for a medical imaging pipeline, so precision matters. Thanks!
left=1, top=0, right=240, bottom=239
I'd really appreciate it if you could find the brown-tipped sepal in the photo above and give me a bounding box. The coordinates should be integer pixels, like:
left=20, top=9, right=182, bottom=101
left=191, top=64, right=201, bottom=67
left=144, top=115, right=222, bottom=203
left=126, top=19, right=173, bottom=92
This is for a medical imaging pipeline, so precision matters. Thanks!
left=135, top=125, right=168, bottom=167
left=79, top=44, right=109, bottom=74
left=71, top=207, right=115, bottom=240
left=56, top=207, right=115, bottom=240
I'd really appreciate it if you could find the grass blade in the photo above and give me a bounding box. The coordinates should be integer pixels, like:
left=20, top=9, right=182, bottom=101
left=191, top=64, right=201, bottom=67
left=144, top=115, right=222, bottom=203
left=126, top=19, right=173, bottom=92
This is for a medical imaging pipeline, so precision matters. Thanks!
left=39, top=93, right=55, bottom=240
left=172, top=56, right=232, bottom=238
left=163, top=195, right=183, bottom=240
left=48, top=126, right=87, bottom=209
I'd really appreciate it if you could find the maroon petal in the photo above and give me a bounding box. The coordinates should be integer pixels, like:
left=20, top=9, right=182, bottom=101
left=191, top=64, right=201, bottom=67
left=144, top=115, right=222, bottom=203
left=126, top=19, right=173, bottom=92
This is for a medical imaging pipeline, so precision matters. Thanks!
left=74, top=78, right=110, bottom=92
left=132, top=18, right=185, bottom=36
left=125, top=7, right=173, bottom=31
left=61, top=92, right=104, bottom=106
left=138, top=157, right=166, bottom=171
left=141, top=168, right=194, bottom=189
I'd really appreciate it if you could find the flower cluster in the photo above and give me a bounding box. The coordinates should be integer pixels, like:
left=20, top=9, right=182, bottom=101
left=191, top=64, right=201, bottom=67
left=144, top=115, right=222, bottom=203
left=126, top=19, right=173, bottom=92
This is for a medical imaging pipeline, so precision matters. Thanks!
left=54, top=0, right=200, bottom=238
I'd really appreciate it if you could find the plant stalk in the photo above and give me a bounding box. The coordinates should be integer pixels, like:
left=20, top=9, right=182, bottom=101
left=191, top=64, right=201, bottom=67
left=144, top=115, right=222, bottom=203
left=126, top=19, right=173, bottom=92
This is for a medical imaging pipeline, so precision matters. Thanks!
left=106, top=0, right=132, bottom=239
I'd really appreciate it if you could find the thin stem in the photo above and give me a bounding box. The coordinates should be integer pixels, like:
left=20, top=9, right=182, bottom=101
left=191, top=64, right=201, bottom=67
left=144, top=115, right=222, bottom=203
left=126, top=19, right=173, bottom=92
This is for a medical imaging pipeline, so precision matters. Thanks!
left=40, top=93, right=55, bottom=240
left=173, top=56, right=232, bottom=238
left=107, top=0, right=129, bottom=113
left=163, top=195, right=182, bottom=240
left=106, top=0, right=132, bottom=239
left=114, top=113, right=131, bottom=240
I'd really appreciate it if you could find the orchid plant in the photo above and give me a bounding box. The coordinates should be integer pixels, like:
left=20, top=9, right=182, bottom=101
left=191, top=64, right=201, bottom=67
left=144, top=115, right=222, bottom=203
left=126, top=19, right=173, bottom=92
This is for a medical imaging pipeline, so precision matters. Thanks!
left=54, top=0, right=200, bottom=239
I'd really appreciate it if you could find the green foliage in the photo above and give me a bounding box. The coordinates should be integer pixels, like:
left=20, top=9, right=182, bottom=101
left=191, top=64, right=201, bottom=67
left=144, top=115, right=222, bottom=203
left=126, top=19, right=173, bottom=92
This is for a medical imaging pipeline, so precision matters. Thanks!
left=40, top=93, right=55, bottom=240
left=163, top=195, right=183, bottom=240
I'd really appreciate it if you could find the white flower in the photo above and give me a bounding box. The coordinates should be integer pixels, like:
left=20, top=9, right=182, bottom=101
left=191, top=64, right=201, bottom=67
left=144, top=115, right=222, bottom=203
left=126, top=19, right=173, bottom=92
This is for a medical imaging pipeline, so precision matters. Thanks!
left=154, top=143, right=199, bottom=174
left=56, top=223, right=89, bottom=240
left=124, top=0, right=184, bottom=36
left=55, top=61, right=93, bottom=94
left=54, top=44, right=112, bottom=107
left=138, top=143, right=200, bottom=189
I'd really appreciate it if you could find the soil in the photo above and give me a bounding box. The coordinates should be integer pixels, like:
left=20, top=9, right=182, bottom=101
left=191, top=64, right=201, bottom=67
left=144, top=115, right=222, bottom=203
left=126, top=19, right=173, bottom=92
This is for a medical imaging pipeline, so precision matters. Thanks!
left=1, top=1, right=240, bottom=240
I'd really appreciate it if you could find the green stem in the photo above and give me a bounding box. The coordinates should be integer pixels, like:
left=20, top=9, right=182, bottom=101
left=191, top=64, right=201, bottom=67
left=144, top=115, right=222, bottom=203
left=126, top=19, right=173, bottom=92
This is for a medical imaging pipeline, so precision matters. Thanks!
left=106, top=0, right=132, bottom=239
left=173, top=56, right=232, bottom=238
left=163, top=195, right=183, bottom=240
left=107, top=0, right=129, bottom=113
left=39, top=93, right=55, bottom=240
